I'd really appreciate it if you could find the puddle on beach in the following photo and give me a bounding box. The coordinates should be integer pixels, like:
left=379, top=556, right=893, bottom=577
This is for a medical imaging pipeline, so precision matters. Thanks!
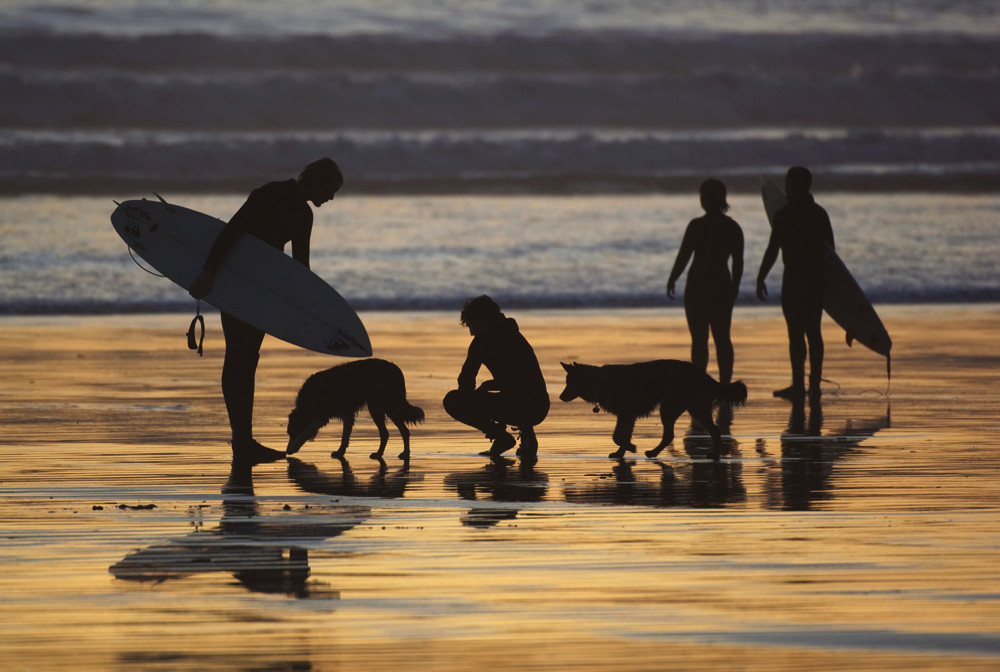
left=1, top=311, right=999, bottom=670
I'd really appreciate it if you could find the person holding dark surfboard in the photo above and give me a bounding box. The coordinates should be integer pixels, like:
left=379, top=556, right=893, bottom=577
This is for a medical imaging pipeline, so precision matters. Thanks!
left=189, top=158, right=344, bottom=462
left=666, top=178, right=744, bottom=385
left=756, top=166, right=834, bottom=400
left=443, top=295, right=549, bottom=462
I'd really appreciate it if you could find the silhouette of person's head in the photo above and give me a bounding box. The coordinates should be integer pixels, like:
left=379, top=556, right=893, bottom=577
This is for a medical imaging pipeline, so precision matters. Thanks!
left=460, top=295, right=502, bottom=335
left=298, top=157, right=344, bottom=207
left=699, top=178, right=729, bottom=214
left=785, top=166, right=812, bottom=201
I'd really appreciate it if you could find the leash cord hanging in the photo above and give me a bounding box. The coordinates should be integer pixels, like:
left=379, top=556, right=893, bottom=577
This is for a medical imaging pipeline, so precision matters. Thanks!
left=127, top=246, right=166, bottom=277
left=187, top=301, right=205, bottom=356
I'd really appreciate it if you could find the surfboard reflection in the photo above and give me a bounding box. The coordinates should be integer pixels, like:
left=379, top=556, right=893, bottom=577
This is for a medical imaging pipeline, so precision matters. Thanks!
left=763, top=396, right=892, bottom=510
left=109, top=460, right=360, bottom=598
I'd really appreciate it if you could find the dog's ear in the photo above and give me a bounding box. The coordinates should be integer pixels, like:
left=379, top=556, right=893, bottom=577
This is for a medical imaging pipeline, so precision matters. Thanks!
left=561, top=362, right=573, bottom=372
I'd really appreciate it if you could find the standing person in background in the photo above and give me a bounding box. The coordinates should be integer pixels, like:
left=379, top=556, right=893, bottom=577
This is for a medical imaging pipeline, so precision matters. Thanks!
left=189, top=158, right=344, bottom=463
left=667, top=178, right=744, bottom=385
left=756, top=166, right=835, bottom=400
left=443, top=295, right=549, bottom=463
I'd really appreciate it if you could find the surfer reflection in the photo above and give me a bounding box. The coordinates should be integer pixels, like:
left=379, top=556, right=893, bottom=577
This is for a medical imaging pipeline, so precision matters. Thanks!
left=666, top=178, right=744, bottom=384
left=109, top=459, right=358, bottom=598
left=188, top=158, right=344, bottom=463
left=286, top=455, right=414, bottom=499
left=760, top=396, right=891, bottom=510
left=562, top=428, right=745, bottom=509
left=444, top=460, right=548, bottom=528
left=756, top=166, right=834, bottom=401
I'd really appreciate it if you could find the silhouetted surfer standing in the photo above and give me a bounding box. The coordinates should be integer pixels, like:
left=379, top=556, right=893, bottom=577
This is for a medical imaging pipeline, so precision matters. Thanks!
left=667, top=178, right=744, bottom=384
left=756, top=166, right=834, bottom=400
left=189, top=158, right=344, bottom=463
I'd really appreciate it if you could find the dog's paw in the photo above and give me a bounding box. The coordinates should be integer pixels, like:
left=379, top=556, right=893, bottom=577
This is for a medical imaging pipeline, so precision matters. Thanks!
left=644, top=449, right=659, bottom=459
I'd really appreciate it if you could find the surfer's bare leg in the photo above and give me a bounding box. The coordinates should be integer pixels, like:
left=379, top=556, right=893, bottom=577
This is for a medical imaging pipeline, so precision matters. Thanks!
left=806, top=325, right=824, bottom=396
left=220, top=313, right=281, bottom=459
left=709, top=305, right=735, bottom=384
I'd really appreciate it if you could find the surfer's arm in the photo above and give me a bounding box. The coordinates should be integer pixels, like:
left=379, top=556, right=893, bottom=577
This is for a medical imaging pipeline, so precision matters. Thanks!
left=457, top=343, right=483, bottom=392
left=290, top=222, right=312, bottom=268
left=756, top=233, right=780, bottom=300
left=189, top=219, right=245, bottom=298
left=666, top=225, right=695, bottom=298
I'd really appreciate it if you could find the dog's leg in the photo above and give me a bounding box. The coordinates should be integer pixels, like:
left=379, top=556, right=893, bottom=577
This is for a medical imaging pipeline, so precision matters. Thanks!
left=333, top=416, right=355, bottom=458
left=646, top=403, right=684, bottom=459
left=369, top=409, right=390, bottom=460
left=388, top=413, right=411, bottom=460
left=690, top=404, right=723, bottom=460
left=610, top=416, right=637, bottom=459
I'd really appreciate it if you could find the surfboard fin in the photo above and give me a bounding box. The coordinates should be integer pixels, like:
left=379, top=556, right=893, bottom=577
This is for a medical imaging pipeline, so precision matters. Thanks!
left=153, top=192, right=176, bottom=213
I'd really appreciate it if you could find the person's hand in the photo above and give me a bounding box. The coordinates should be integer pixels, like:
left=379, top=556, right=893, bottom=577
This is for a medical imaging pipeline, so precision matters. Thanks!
left=666, top=280, right=676, bottom=300
left=189, top=270, right=213, bottom=299
left=756, top=279, right=768, bottom=301
left=477, top=379, right=500, bottom=393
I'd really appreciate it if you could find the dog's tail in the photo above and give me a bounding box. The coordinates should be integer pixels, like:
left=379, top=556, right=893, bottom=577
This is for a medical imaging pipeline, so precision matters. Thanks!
left=715, top=380, right=749, bottom=408
left=393, top=401, right=425, bottom=426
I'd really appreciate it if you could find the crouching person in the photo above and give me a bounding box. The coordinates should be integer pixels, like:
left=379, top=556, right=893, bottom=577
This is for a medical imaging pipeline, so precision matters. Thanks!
left=444, top=295, right=549, bottom=461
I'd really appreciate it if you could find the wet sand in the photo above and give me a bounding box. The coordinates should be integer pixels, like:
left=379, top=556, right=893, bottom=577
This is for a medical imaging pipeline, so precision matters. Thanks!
left=1, top=305, right=999, bottom=671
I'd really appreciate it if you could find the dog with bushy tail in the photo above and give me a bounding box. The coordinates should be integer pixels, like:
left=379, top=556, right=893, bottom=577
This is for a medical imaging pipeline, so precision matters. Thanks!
left=559, top=359, right=747, bottom=460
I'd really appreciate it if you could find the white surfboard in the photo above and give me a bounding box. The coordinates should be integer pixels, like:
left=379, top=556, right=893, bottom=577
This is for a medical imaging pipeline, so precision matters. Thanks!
left=111, top=196, right=372, bottom=357
left=760, top=179, right=891, bottom=376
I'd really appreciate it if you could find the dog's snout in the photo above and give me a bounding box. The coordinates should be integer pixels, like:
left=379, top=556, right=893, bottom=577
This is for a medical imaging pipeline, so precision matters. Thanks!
left=559, top=386, right=578, bottom=402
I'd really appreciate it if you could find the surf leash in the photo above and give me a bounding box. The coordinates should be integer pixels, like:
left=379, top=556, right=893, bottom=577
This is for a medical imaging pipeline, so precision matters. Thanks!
left=127, top=246, right=166, bottom=278
left=187, top=300, right=205, bottom=356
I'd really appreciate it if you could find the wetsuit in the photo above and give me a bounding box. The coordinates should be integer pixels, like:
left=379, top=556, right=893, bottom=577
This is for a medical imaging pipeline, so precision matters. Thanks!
left=667, top=211, right=744, bottom=383
left=203, top=179, right=313, bottom=446
left=443, top=315, right=549, bottom=442
left=765, top=194, right=834, bottom=391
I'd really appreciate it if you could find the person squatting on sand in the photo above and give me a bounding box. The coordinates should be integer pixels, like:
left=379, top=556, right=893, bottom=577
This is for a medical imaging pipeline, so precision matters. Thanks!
left=189, top=158, right=344, bottom=462
left=756, top=166, right=835, bottom=400
left=443, top=295, right=549, bottom=461
left=666, top=178, right=744, bottom=385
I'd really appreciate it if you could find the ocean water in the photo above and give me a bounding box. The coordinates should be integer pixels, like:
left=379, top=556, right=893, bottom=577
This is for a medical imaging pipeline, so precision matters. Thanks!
left=2, top=191, right=998, bottom=314
left=2, top=0, right=999, bottom=194
left=1, top=1, right=998, bottom=314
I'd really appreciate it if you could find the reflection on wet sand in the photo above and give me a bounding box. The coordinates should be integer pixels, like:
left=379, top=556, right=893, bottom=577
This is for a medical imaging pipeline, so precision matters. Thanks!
left=110, top=458, right=359, bottom=598
left=445, top=459, right=549, bottom=527
left=562, top=422, right=745, bottom=509
left=561, top=397, right=890, bottom=511
left=287, top=454, right=417, bottom=499
left=762, top=396, right=891, bottom=510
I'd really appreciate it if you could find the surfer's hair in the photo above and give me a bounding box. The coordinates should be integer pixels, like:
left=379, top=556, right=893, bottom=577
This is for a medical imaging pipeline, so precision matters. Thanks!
left=299, top=158, right=344, bottom=191
left=699, top=178, right=729, bottom=213
left=785, top=166, right=812, bottom=195
left=460, top=295, right=501, bottom=327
